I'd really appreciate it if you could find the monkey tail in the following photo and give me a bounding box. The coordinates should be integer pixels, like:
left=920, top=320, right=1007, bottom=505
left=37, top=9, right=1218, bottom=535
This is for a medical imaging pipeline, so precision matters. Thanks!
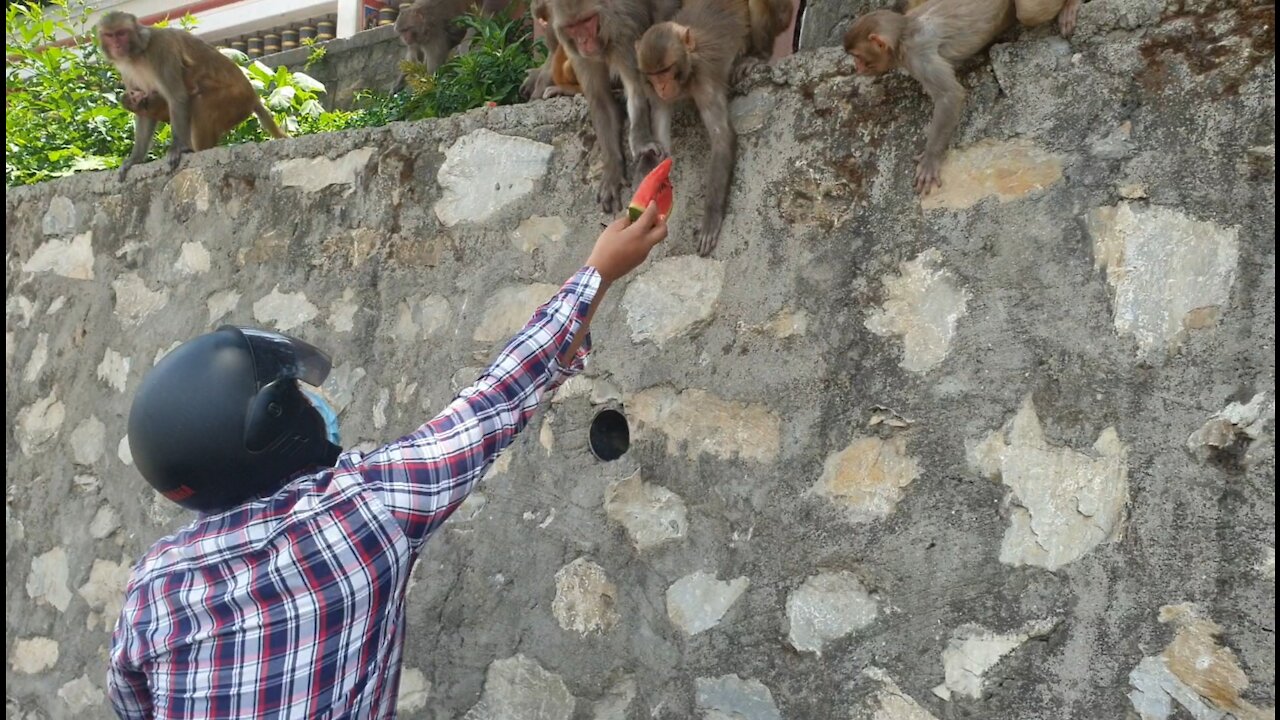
left=253, top=99, right=289, bottom=139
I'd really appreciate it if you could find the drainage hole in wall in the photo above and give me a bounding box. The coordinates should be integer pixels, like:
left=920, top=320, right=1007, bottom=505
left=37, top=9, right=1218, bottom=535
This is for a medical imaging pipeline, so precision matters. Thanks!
left=589, top=409, right=630, bottom=461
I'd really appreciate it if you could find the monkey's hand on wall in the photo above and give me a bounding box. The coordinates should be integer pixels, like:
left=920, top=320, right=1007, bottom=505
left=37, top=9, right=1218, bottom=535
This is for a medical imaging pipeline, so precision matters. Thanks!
left=597, top=169, right=627, bottom=214
left=697, top=214, right=723, bottom=258
left=914, top=152, right=943, bottom=195
left=730, top=56, right=764, bottom=88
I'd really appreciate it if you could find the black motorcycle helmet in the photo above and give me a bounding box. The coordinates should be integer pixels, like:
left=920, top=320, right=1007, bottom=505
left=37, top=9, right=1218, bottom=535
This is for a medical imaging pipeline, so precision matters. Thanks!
left=127, top=325, right=342, bottom=513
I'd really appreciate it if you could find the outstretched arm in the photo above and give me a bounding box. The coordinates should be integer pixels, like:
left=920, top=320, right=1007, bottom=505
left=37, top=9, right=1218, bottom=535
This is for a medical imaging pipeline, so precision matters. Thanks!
left=353, top=204, right=668, bottom=549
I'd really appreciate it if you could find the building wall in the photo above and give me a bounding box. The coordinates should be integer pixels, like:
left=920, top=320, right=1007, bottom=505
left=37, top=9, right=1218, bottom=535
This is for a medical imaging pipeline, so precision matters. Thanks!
left=5, top=5, right=1276, bottom=719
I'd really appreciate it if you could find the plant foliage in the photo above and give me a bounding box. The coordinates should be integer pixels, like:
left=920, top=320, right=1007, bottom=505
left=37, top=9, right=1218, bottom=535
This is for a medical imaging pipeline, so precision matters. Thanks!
left=5, top=1, right=544, bottom=187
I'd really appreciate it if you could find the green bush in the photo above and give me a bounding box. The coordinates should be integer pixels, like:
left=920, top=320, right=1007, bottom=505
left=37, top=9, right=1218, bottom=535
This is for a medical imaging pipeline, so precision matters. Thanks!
left=5, top=1, right=544, bottom=187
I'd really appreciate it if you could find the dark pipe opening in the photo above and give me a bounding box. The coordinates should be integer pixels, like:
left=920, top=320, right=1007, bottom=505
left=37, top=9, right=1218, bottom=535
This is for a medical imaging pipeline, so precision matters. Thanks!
left=589, top=408, right=630, bottom=461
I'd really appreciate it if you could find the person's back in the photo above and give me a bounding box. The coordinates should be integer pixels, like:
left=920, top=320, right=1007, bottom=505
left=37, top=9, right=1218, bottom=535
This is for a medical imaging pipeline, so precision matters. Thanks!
left=113, top=463, right=411, bottom=718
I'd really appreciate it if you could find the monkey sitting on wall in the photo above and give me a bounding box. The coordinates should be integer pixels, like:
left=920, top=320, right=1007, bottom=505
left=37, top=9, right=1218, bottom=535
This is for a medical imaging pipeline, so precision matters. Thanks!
left=97, top=12, right=287, bottom=180
left=843, top=0, right=1079, bottom=195
left=522, top=0, right=582, bottom=100
left=391, top=0, right=526, bottom=93
left=636, top=0, right=792, bottom=256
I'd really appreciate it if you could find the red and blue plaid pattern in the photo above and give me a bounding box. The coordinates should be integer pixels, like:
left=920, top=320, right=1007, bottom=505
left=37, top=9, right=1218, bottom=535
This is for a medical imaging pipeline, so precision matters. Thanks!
left=107, top=267, right=602, bottom=719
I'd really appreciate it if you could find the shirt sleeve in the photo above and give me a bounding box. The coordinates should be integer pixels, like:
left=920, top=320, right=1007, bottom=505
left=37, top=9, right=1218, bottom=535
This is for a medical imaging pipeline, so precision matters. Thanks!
left=348, top=266, right=602, bottom=549
left=107, top=590, right=154, bottom=720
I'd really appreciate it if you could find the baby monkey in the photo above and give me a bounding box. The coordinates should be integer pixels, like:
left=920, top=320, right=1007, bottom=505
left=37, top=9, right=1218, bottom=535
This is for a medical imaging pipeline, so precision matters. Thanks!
left=845, top=0, right=1079, bottom=194
left=636, top=0, right=791, bottom=256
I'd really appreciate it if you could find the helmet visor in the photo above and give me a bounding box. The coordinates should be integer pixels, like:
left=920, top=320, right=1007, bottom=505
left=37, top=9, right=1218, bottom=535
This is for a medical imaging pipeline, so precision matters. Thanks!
left=219, top=325, right=332, bottom=389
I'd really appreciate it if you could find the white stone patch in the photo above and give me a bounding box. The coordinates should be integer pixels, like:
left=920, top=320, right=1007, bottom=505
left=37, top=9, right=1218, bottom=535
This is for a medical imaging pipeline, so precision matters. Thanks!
left=8, top=295, right=35, bottom=328
left=786, top=571, right=878, bottom=655
left=552, top=557, right=620, bottom=636
left=74, top=475, right=101, bottom=493
left=397, top=667, right=431, bottom=714
left=603, top=470, right=688, bottom=551
left=420, top=295, right=451, bottom=335
left=58, top=675, right=104, bottom=713
left=153, top=341, right=181, bottom=366
left=1187, top=392, right=1274, bottom=467
left=450, top=492, right=488, bottom=523
left=969, top=395, right=1129, bottom=571
left=1088, top=202, right=1240, bottom=358
left=666, top=571, right=749, bottom=636
left=42, top=195, right=77, bottom=235
left=321, top=364, right=366, bottom=415
left=861, top=667, right=940, bottom=720
left=763, top=309, right=809, bottom=339
left=171, top=168, right=212, bottom=212
left=1258, top=547, right=1275, bottom=580
left=78, top=558, right=130, bottom=630
left=812, top=435, right=921, bottom=523
left=254, top=286, right=320, bottom=332
left=373, top=388, right=390, bottom=430
left=1128, top=604, right=1270, bottom=720
left=539, top=421, right=555, bottom=455
left=512, top=215, right=568, bottom=253
left=329, top=289, right=359, bottom=333
left=695, top=674, right=782, bottom=720
left=22, top=232, right=94, bottom=280
left=591, top=677, right=637, bottom=720
left=473, top=283, right=561, bottom=343
left=113, top=273, right=170, bottom=325
left=21, top=332, right=48, bottom=383
left=435, top=129, right=554, bottom=227
left=622, top=256, right=725, bottom=347
left=90, top=504, right=121, bottom=539
left=27, top=546, right=72, bottom=611
left=463, top=654, right=575, bottom=720
left=176, top=241, right=211, bottom=275
left=17, top=389, right=66, bottom=455
left=865, top=249, right=970, bottom=373
left=629, top=387, right=781, bottom=463
left=10, top=637, right=59, bottom=674
left=118, top=435, right=133, bottom=466
left=46, top=295, right=67, bottom=315
left=393, top=301, right=419, bottom=342
left=275, top=147, right=375, bottom=192
left=206, top=289, right=242, bottom=324
left=97, top=348, right=131, bottom=392
left=70, top=415, right=107, bottom=466
left=932, top=619, right=1059, bottom=701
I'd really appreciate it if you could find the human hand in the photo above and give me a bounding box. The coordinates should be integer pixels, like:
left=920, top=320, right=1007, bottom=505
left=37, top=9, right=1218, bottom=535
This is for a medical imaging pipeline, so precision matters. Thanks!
left=585, top=202, right=668, bottom=284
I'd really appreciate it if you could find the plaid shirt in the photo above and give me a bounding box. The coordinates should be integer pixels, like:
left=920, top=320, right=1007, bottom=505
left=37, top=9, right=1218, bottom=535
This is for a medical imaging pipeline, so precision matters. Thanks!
left=107, top=267, right=602, bottom=720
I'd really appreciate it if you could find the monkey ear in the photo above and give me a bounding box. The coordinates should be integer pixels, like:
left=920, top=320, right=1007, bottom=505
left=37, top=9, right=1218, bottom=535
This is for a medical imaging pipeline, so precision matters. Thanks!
left=868, top=33, right=890, bottom=52
left=676, top=24, right=695, bottom=52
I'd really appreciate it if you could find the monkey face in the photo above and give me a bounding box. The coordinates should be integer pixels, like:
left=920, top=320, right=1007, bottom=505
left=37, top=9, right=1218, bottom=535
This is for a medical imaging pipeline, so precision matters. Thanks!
left=98, top=22, right=138, bottom=59
left=560, top=13, right=602, bottom=58
left=643, top=63, right=686, bottom=102
left=636, top=25, right=691, bottom=102
left=393, top=7, right=424, bottom=45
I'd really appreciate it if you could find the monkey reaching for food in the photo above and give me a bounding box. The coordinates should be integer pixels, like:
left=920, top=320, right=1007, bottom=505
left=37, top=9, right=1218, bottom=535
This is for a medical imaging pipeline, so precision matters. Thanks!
left=844, top=0, right=1079, bottom=195
left=391, top=0, right=524, bottom=93
left=98, top=12, right=286, bottom=180
left=635, top=0, right=792, bottom=256
left=547, top=0, right=681, bottom=213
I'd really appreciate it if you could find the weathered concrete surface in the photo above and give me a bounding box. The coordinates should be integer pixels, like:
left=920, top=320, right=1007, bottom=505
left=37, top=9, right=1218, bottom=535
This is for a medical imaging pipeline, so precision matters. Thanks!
left=4, top=5, right=1276, bottom=717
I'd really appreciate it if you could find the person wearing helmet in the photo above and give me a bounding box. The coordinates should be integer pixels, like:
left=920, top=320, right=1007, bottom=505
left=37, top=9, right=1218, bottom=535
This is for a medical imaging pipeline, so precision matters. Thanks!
left=107, top=205, right=669, bottom=719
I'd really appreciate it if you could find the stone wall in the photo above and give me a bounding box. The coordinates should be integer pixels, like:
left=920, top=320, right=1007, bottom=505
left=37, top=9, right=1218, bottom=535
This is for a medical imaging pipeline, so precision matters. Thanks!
left=5, top=2, right=1276, bottom=718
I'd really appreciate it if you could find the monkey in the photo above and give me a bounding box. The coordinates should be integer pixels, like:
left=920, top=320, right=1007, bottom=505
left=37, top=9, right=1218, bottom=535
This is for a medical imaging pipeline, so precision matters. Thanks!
left=98, top=12, right=286, bottom=180
left=547, top=0, right=682, bottom=213
left=391, top=0, right=526, bottom=93
left=635, top=0, right=792, bottom=256
left=521, top=0, right=582, bottom=100
left=843, top=0, right=1079, bottom=195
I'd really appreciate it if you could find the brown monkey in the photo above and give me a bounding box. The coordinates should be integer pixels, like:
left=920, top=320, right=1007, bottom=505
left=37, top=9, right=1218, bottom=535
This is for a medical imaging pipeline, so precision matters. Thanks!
left=636, top=0, right=791, bottom=255
left=548, top=0, right=681, bottom=213
left=843, top=0, right=1078, bottom=194
left=522, top=0, right=581, bottom=99
left=98, top=12, right=286, bottom=180
left=391, top=0, right=526, bottom=93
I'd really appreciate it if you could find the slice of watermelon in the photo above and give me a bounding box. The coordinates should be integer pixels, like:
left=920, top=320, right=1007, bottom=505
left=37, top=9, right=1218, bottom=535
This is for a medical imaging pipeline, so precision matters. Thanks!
left=628, top=157, right=674, bottom=222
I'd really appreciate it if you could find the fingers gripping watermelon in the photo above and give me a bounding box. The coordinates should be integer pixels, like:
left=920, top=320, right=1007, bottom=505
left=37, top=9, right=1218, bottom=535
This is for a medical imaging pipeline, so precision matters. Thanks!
left=628, top=158, right=674, bottom=222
